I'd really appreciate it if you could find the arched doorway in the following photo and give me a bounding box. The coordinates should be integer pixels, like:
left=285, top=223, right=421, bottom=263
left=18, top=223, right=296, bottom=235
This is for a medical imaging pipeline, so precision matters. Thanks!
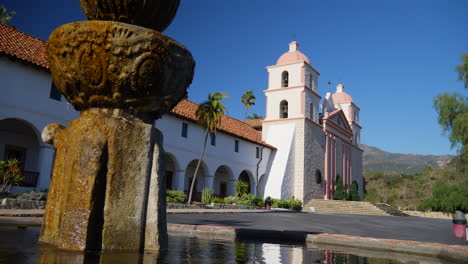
left=238, top=170, right=254, bottom=194
left=184, top=159, right=208, bottom=201
left=214, top=165, right=233, bottom=198
left=0, top=118, right=41, bottom=187
left=164, top=153, right=178, bottom=190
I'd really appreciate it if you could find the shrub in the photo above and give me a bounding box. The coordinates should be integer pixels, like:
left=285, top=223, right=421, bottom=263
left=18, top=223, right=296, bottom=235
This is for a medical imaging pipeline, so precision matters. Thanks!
left=224, top=196, right=238, bottom=204
left=234, top=180, right=249, bottom=197
left=237, top=193, right=264, bottom=207
left=286, top=199, right=303, bottom=211
left=166, top=190, right=186, bottom=204
left=333, top=176, right=347, bottom=200
left=16, top=189, right=48, bottom=201
left=212, top=197, right=225, bottom=204
left=0, top=158, right=23, bottom=194
left=315, top=169, right=322, bottom=184
left=270, top=198, right=302, bottom=211
left=201, top=188, right=214, bottom=205
left=347, top=181, right=360, bottom=201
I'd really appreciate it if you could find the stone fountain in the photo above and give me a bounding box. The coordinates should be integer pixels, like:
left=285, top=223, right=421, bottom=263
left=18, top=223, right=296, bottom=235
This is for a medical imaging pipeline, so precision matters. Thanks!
left=39, top=0, right=194, bottom=253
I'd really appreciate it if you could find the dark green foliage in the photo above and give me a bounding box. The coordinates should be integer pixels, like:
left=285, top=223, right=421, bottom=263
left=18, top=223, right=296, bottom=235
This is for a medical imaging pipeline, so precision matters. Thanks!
left=417, top=181, right=468, bottom=213
left=211, top=197, right=225, bottom=204
left=271, top=198, right=302, bottom=211
left=234, top=180, right=249, bottom=197
left=237, top=193, right=264, bottom=207
left=364, top=163, right=466, bottom=210
left=246, top=113, right=263, bottom=119
left=0, top=6, right=15, bottom=25
left=16, top=189, right=48, bottom=201
left=433, top=54, right=468, bottom=171
left=347, top=181, right=360, bottom=201
left=315, top=169, right=322, bottom=184
left=286, top=199, right=303, bottom=211
left=333, top=176, right=347, bottom=200
left=166, top=190, right=186, bottom=204
left=456, top=53, right=467, bottom=88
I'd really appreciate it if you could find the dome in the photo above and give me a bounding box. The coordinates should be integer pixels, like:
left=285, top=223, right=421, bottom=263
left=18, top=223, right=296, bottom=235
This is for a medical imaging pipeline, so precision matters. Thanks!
left=276, top=41, right=310, bottom=65
left=331, top=84, right=354, bottom=104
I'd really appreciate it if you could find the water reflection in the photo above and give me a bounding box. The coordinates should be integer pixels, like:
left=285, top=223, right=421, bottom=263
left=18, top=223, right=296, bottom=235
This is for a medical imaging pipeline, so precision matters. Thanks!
left=0, top=225, right=453, bottom=263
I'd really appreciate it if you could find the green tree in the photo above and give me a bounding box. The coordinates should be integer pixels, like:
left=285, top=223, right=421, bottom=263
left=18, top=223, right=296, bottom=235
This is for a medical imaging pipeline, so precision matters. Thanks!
left=417, top=181, right=468, bottom=213
left=187, top=92, right=228, bottom=204
left=333, top=176, right=347, bottom=200
left=0, top=6, right=15, bottom=25
left=241, top=90, right=256, bottom=119
left=456, top=53, right=468, bottom=88
left=433, top=54, right=468, bottom=171
left=246, top=113, right=263, bottom=120
left=347, top=180, right=360, bottom=201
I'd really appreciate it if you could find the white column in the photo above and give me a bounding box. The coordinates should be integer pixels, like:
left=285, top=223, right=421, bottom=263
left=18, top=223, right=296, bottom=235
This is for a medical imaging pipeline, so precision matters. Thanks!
left=228, top=179, right=237, bottom=196
left=174, top=169, right=185, bottom=191
left=205, top=175, right=214, bottom=190
left=36, top=145, right=55, bottom=189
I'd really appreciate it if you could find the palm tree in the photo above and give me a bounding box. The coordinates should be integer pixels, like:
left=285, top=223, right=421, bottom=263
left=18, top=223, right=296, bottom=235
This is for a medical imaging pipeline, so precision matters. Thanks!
left=0, top=6, right=15, bottom=25
left=241, top=90, right=256, bottom=119
left=187, top=92, right=228, bottom=204
left=246, top=113, right=263, bottom=120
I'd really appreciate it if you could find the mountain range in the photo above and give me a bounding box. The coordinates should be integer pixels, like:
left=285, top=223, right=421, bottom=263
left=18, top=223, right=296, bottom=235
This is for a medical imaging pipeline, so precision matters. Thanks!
left=361, top=144, right=454, bottom=174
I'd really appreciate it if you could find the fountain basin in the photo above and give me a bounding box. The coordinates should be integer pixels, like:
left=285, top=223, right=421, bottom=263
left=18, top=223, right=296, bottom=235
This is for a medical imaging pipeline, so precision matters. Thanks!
left=47, top=20, right=194, bottom=116
left=78, top=0, right=180, bottom=32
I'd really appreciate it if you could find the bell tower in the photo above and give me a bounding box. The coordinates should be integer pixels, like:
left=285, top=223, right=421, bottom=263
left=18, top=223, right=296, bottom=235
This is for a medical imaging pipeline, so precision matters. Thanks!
left=261, top=42, right=324, bottom=201
left=264, top=41, right=321, bottom=123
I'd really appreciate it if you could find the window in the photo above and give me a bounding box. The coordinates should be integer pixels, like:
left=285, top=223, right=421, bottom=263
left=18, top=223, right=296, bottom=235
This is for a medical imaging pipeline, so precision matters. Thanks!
left=281, top=71, right=289, bottom=87
left=309, top=74, right=313, bottom=89
left=234, top=140, right=239, bottom=152
left=280, top=100, right=288, bottom=119
left=50, top=82, right=61, bottom=101
left=256, top=147, right=260, bottom=159
left=210, top=133, right=216, bottom=146
left=310, top=103, right=314, bottom=121
left=181, top=123, right=188, bottom=138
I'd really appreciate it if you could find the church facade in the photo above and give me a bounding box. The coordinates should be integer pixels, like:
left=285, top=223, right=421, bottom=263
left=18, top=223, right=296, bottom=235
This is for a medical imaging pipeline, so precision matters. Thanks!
left=1, top=24, right=363, bottom=202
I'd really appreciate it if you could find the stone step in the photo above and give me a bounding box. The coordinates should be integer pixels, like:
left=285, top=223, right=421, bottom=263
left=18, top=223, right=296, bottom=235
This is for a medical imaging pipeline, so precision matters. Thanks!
left=303, top=199, right=392, bottom=216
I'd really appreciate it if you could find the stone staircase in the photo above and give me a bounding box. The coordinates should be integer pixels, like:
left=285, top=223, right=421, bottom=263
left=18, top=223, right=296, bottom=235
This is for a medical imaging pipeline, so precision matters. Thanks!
left=303, top=199, right=403, bottom=216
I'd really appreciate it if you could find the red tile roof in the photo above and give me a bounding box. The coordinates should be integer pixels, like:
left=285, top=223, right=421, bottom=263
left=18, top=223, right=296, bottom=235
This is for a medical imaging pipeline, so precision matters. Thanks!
left=242, top=119, right=263, bottom=129
left=170, top=100, right=274, bottom=149
left=0, top=24, right=49, bottom=70
left=0, top=25, right=274, bottom=149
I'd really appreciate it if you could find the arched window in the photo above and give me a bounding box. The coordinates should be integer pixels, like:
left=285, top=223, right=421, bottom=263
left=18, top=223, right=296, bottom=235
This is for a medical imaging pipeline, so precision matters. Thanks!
left=308, top=74, right=313, bottom=89
left=310, top=103, right=314, bottom=121
left=280, top=100, right=288, bottom=119
left=281, top=71, right=289, bottom=87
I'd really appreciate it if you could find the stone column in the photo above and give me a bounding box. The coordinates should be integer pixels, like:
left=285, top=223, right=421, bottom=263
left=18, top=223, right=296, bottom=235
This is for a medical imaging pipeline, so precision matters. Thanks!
left=36, top=145, right=55, bottom=189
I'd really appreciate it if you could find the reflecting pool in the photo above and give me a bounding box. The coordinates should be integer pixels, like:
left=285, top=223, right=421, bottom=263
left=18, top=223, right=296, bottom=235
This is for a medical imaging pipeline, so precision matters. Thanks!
left=0, top=225, right=454, bottom=263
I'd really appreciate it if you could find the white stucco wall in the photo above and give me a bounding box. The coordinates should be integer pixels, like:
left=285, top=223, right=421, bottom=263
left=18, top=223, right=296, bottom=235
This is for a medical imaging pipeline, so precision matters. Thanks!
left=155, top=115, right=272, bottom=196
left=0, top=58, right=78, bottom=190
left=261, top=121, right=296, bottom=199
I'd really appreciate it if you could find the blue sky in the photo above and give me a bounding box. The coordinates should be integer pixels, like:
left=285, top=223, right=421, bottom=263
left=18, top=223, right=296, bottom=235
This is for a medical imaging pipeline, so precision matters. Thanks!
left=3, top=0, right=467, bottom=155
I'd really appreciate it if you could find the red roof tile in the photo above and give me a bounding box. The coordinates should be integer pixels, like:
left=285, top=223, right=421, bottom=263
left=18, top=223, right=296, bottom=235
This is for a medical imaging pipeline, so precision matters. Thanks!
left=242, top=119, right=263, bottom=129
left=170, top=100, right=274, bottom=149
left=0, top=24, right=49, bottom=70
left=0, top=25, right=274, bottom=149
